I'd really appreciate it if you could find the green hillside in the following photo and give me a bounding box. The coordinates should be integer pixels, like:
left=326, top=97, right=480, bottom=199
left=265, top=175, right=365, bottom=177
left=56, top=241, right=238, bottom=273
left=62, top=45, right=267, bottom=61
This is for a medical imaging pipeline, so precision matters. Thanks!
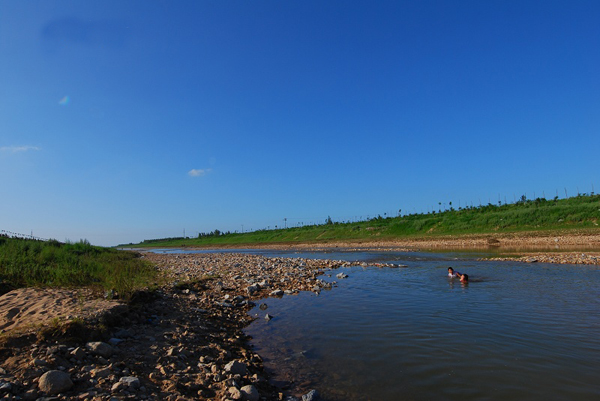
left=124, top=194, right=600, bottom=248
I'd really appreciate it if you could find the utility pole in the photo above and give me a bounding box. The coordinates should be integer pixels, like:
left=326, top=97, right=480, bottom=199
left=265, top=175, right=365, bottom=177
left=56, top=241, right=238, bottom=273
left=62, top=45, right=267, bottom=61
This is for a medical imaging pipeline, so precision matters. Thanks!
left=284, top=218, right=287, bottom=229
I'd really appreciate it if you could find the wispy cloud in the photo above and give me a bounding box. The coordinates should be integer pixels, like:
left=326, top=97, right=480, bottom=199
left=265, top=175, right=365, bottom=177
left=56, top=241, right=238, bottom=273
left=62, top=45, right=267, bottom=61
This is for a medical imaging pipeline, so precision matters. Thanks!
left=0, top=146, right=41, bottom=153
left=188, top=168, right=212, bottom=177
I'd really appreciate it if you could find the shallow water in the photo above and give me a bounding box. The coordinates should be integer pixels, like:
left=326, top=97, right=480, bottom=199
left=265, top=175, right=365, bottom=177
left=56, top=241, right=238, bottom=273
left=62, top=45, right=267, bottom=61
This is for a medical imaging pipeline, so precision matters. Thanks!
left=244, top=251, right=600, bottom=401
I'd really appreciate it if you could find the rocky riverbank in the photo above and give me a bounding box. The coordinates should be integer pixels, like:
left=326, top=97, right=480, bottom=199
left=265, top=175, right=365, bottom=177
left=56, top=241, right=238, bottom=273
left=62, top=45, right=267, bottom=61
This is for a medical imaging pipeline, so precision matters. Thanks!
left=484, top=252, right=600, bottom=265
left=155, top=231, right=600, bottom=256
left=0, top=252, right=398, bottom=400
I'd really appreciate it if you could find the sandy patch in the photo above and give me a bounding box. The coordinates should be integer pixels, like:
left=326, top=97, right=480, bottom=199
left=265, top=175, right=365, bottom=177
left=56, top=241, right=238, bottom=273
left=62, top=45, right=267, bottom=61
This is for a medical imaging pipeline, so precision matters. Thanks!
left=0, top=288, right=122, bottom=332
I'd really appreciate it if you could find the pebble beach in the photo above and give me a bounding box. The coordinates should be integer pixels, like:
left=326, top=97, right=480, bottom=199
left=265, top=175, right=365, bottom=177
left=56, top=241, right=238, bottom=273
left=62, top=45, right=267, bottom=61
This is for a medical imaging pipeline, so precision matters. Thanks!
left=0, top=252, right=397, bottom=400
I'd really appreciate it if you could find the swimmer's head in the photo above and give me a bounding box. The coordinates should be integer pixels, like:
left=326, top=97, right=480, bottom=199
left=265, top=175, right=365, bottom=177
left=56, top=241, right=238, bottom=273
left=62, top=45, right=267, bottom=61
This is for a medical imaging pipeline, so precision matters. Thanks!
left=448, top=267, right=454, bottom=273
left=460, top=274, right=469, bottom=282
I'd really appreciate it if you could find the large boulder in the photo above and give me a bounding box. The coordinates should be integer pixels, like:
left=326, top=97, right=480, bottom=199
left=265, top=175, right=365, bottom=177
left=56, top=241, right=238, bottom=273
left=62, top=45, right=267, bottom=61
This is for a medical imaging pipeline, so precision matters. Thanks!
left=38, top=370, right=73, bottom=395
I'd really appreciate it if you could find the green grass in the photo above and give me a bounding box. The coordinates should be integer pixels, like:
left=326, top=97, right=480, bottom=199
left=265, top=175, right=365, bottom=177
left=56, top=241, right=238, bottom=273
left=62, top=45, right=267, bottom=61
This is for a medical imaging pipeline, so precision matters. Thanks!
left=125, top=194, right=600, bottom=248
left=0, top=238, right=157, bottom=298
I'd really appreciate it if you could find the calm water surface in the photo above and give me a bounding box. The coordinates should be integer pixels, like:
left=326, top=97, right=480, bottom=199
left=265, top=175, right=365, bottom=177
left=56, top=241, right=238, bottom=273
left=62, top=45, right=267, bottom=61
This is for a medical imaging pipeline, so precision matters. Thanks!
left=241, top=250, right=600, bottom=401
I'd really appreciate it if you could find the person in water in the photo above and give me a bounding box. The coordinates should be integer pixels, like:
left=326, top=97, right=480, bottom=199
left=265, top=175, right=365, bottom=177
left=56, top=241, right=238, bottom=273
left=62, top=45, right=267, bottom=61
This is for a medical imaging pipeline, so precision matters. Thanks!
left=460, top=273, right=469, bottom=283
left=448, top=267, right=460, bottom=278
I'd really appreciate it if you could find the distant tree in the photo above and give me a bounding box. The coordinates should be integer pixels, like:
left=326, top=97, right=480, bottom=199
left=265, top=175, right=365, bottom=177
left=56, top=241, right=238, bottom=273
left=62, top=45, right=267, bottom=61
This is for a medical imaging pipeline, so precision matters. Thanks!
left=326, top=216, right=333, bottom=225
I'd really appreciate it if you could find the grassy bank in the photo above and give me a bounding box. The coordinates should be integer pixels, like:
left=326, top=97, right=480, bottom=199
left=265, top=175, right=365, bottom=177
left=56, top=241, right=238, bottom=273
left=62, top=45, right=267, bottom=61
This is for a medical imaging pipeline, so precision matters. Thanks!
left=126, top=194, right=600, bottom=247
left=0, top=237, right=157, bottom=298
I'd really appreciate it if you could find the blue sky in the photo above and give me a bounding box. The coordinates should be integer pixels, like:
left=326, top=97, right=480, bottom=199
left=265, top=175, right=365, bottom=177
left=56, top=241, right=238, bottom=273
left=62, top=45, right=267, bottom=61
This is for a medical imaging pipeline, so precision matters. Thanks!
left=1, top=1, right=599, bottom=246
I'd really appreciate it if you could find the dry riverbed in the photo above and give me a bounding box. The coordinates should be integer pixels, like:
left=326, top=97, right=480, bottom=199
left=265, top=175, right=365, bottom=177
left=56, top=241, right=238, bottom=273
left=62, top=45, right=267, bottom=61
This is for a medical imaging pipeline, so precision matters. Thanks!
left=0, top=252, right=397, bottom=401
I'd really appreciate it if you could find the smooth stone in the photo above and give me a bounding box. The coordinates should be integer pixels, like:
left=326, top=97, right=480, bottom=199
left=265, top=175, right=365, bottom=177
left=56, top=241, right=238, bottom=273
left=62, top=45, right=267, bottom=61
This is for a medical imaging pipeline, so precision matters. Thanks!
left=224, top=360, right=247, bottom=376
left=33, top=358, right=48, bottom=367
left=91, top=367, right=111, bottom=378
left=246, top=284, right=259, bottom=294
left=228, top=386, right=242, bottom=400
left=120, top=376, right=141, bottom=389
left=240, top=384, right=259, bottom=401
left=114, top=328, right=133, bottom=338
left=108, top=338, right=123, bottom=346
left=86, top=342, right=114, bottom=358
left=38, top=370, right=73, bottom=395
left=70, top=347, right=86, bottom=360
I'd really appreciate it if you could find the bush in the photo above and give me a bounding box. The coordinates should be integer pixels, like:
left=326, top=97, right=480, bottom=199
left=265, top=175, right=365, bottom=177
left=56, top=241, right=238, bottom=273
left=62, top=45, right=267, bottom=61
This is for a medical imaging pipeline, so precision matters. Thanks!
left=0, top=238, right=156, bottom=298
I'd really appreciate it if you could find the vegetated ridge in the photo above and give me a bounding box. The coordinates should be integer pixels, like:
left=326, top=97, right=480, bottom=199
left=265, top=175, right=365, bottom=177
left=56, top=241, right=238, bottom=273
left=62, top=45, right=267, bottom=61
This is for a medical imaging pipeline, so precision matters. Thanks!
left=0, top=237, right=156, bottom=297
left=125, top=194, right=600, bottom=248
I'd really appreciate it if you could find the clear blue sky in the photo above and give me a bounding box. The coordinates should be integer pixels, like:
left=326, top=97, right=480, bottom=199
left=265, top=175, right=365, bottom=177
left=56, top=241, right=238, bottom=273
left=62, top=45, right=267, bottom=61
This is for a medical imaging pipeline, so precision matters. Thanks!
left=1, top=1, right=599, bottom=246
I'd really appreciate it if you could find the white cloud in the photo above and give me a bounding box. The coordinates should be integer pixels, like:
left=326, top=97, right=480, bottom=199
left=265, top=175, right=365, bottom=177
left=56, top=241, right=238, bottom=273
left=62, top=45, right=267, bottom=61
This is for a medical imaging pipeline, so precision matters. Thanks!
left=0, top=145, right=41, bottom=153
left=188, top=168, right=212, bottom=177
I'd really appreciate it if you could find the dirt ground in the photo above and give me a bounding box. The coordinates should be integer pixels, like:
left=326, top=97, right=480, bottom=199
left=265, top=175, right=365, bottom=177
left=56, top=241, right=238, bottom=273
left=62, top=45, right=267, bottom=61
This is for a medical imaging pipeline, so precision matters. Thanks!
left=0, top=288, right=121, bottom=333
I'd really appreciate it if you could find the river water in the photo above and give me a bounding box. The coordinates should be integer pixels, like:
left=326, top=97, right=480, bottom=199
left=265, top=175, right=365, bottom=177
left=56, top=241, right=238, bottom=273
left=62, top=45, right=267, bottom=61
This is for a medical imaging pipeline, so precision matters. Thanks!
left=239, top=250, right=600, bottom=401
